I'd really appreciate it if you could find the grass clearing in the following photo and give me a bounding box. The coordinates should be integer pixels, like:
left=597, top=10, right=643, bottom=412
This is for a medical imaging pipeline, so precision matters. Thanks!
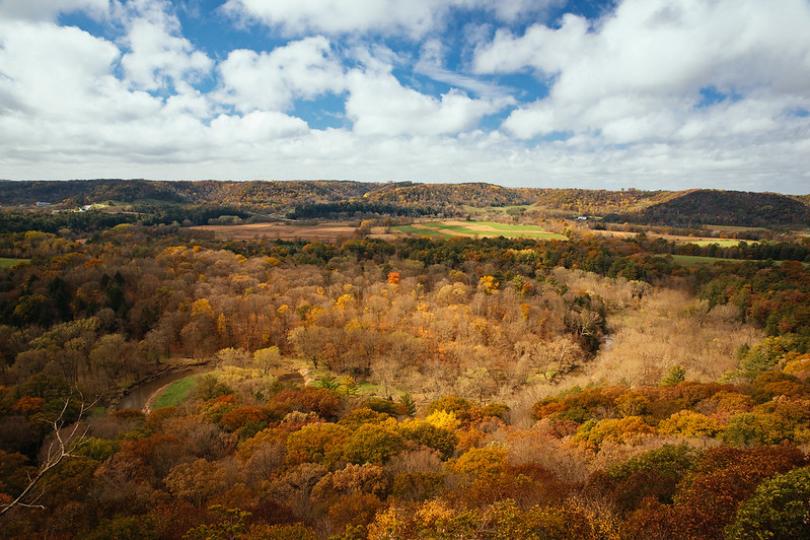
left=686, top=239, right=751, bottom=248
left=0, top=257, right=30, bottom=268
left=671, top=255, right=809, bottom=267
left=672, top=254, right=761, bottom=266
left=151, top=375, right=199, bottom=409
left=394, top=220, right=567, bottom=240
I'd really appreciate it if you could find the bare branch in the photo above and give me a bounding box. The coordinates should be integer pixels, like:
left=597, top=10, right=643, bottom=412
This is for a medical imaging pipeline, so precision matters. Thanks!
left=0, top=391, right=97, bottom=517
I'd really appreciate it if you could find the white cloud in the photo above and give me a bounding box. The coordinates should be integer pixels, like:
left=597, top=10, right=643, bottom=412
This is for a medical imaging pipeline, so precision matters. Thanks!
left=221, top=0, right=449, bottom=38
left=476, top=0, right=810, bottom=144
left=0, top=19, right=157, bottom=121
left=222, top=0, right=562, bottom=38
left=345, top=62, right=505, bottom=136
left=0, top=0, right=109, bottom=21
left=0, top=15, right=311, bottom=167
left=1, top=0, right=809, bottom=194
left=487, top=0, right=565, bottom=24
left=210, top=111, right=309, bottom=144
left=217, top=37, right=345, bottom=112
left=414, top=38, right=515, bottom=101
left=117, top=0, right=213, bottom=91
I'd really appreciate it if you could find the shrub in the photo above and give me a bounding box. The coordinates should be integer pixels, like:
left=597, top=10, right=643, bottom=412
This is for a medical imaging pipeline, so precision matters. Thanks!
left=725, top=466, right=810, bottom=540
left=313, top=463, right=391, bottom=501
left=268, top=387, right=343, bottom=420
left=590, top=445, right=698, bottom=514
left=722, top=412, right=793, bottom=446
left=286, top=423, right=350, bottom=467
left=668, top=445, right=807, bottom=539
left=476, top=402, right=511, bottom=422
left=75, top=437, right=119, bottom=461
left=391, top=471, right=445, bottom=501
left=424, top=410, right=461, bottom=431
left=343, top=423, right=405, bottom=464
left=243, top=523, right=317, bottom=540
left=658, top=410, right=721, bottom=438
left=426, top=395, right=473, bottom=421
left=451, top=446, right=507, bottom=477
left=338, top=407, right=391, bottom=430
left=660, top=365, right=686, bottom=386
left=574, top=416, right=655, bottom=449
left=364, top=397, right=402, bottom=416
left=398, top=421, right=457, bottom=460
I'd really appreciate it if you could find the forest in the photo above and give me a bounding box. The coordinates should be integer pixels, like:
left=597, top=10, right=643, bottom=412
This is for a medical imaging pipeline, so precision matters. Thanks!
left=0, top=204, right=809, bottom=539
left=4, top=180, right=809, bottom=228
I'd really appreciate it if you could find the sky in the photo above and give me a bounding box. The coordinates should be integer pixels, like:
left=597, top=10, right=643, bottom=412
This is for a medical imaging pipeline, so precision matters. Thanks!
left=0, top=0, right=809, bottom=193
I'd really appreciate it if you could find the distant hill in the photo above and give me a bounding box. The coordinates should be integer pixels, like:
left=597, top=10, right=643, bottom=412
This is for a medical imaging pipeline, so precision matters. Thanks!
left=529, top=189, right=676, bottom=215
left=1, top=180, right=807, bottom=228
left=0, top=179, right=378, bottom=212
left=606, top=190, right=810, bottom=228
left=0, top=180, right=535, bottom=214
left=364, top=182, right=535, bottom=208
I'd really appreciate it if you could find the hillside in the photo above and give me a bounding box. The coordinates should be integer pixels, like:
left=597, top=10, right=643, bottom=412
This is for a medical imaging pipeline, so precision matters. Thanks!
left=608, top=189, right=810, bottom=228
left=529, top=188, right=676, bottom=215
left=0, top=179, right=378, bottom=212
left=1, top=180, right=809, bottom=227
left=363, top=181, right=535, bottom=208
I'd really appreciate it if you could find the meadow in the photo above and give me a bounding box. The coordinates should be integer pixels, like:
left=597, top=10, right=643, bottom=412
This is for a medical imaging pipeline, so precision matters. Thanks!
left=190, top=219, right=569, bottom=242
left=149, top=374, right=201, bottom=410
left=393, top=220, right=568, bottom=240
left=0, top=257, right=29, bottom=268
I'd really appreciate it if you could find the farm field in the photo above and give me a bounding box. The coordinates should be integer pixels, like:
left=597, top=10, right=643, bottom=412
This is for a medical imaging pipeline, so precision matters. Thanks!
left=393, top=220, right=568, bottom=240
left=590, top=229, right=751, bottom=247
left=0, top=257, right=30, bottom=268
left=190, top=220, right=568, bottom=241
left=671, top=254, right=746, bottom=265
left=672, top=254, right=809, bottom=267
left=189, top=221, right=372, bottom=241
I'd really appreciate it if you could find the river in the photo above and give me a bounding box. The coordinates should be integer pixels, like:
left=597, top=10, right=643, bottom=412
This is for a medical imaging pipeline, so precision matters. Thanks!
left=117, top=365, right=212, bottom=411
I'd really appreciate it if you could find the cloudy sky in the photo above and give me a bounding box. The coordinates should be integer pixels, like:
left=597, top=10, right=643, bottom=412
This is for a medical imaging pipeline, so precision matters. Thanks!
left=1, top=0, right=809, bottom=192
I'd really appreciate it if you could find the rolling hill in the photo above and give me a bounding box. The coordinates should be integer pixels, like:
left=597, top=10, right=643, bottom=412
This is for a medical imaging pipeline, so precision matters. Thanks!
left=1, top=180, right=808, bottom=228
left=607, top=189, right=810, bottom=228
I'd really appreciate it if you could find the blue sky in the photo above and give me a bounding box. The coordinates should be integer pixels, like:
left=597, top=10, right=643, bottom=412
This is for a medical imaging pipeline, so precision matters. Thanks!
left=1, top=0, right=809, bottom=193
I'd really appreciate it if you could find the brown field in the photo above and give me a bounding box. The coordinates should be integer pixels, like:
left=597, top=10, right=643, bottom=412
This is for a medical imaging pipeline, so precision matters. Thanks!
left=189, top=219, right=567, bottom=242
left=190, top=221, right=369, bottom=241
left=587, top=228, right=749, bottom=246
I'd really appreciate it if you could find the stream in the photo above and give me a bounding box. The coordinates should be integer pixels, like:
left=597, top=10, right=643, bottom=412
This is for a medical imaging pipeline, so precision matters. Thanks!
left=117, top=365, right=307, bottom=411
left=118, top=365, right=212, bottom=411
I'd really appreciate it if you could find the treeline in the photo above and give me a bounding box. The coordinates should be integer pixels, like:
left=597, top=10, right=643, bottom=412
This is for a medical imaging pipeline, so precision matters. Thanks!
left=0, top=210, right=136, bottom=234
left=287, top=202, right=436, bottom=220
left=635, top=235, right=810, bottom=262
left=0, top=205, right=254, bottom=234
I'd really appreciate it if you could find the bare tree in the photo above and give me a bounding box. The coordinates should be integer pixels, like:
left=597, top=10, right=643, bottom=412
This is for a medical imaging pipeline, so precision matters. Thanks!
left=0, top=393, right=94, bottom=517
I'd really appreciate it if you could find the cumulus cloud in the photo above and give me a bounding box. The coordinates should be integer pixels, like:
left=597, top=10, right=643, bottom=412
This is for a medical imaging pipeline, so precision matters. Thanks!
left=222, top=0, right=562, bottom=37
left=1, top=0, right=809, bottom=193
left=217, top=36, right=345, bottom=112
left=0, top=3, right=309, bottom=166
left=345, top=69, right=503, bottom=136
left=474, top=0, right=810, bottom=144
left=117, top=0, right=213, bottom=91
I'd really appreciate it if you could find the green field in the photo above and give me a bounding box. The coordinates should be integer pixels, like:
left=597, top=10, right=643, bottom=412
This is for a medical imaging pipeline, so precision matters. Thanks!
left=151, top=375, right=199, bottom=409
left=685, top=239, right=748, bottom=248
left=672, top=254, right=808, bottom=267
left=672, top=254, right=744, bottom=266
left=394, top=220, right=567, bottom=240
left=0, top=257, right=30, bottom=268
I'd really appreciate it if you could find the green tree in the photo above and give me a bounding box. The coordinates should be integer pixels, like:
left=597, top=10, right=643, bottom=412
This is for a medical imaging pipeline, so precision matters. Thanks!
left=725, top=466, right=810, bottom=540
